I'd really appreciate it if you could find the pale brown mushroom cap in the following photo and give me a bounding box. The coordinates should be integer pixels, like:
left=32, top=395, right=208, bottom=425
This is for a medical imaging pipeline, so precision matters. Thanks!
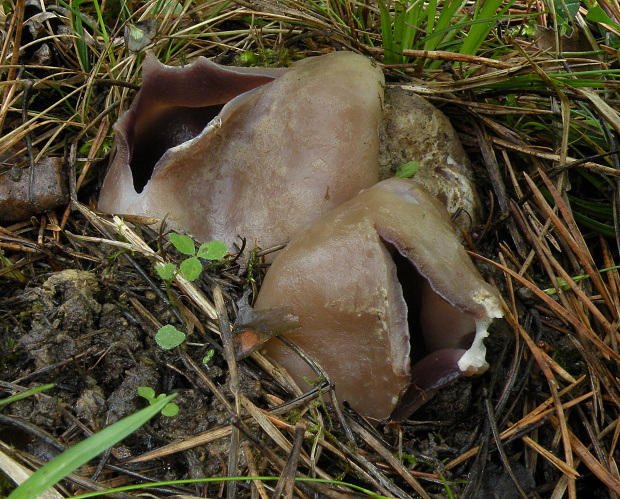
left=253, top=178, right=502, bottom=420
left=98, top=52, right=385, bottom=251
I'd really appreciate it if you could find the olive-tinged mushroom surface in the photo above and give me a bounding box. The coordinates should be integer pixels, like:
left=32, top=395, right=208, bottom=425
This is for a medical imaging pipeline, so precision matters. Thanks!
left=252, top=178, right=502, bottom=421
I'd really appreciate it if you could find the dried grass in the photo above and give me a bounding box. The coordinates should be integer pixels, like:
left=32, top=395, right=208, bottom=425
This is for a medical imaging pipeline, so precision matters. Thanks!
left=2, top=0, right=620, bottom=497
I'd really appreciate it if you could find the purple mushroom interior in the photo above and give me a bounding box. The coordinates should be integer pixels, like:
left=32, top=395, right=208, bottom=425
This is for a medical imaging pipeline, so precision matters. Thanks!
left=383, top=238, right=478, bottom=419
left=389, top=243, right=424, bottom=358
left=385, top=238, right=477, bottom=354
left=121, top=57, right=279, bottom=193
left=129, top=104, right=225, bottom=192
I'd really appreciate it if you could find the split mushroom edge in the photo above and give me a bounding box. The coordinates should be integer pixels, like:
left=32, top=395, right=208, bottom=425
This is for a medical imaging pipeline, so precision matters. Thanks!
left=248, top=178, right=502, bottom=421
left=97, top=51, right=503, bottom=421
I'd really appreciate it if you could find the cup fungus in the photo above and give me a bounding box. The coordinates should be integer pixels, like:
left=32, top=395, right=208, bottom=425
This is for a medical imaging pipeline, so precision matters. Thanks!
left=250, top=178, right=502, bottom=421
left=98, top=52, right=384, bottom=250
left=97, top=50, right=501, bottom=420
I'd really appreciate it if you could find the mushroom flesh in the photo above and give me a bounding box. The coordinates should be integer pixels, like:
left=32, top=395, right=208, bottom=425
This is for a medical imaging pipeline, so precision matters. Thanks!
left=249, top=177, right=502, bottom=421
left=98, top=52, right=385, bottom=250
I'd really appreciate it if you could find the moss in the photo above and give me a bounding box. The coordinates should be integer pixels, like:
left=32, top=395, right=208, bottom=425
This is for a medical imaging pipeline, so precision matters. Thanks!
left=235, top=48, right=301, bottom=67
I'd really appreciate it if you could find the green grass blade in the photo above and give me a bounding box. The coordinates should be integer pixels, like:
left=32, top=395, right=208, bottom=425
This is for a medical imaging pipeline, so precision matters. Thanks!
left=69, top=476, right=392, bottom=499
left=0, top=384, right=55, bottom=408
left=379, top=1, right=397, bottom=63
left=422, top=0, right=465, bottom=52
left=424, top=0, right=436, bottom=38
left=90, top=0, right=116, bottom=67
left=572, top=211, right=616, bottom=237
left=392, top=1, right=407, bottom=61
left=570, top=197, right=613, bottom=219
left=57, top=0, right=96, bottom=72
left=459, top=0, right=515, bottom=55
left=7, top=394, right=177, bottom=499
left=380, top=0, right=425, bottom=64
left=72, top=11, right=90, bottom=71
left=402, top=0, right=422, bottom=54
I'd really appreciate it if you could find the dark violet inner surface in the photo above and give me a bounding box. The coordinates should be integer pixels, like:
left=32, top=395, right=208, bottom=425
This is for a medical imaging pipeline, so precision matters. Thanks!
left=130, top=104, right=224, bottom=192
left=389, top=243, right=425, bottom=362
left=122, top=58, right=278, bottom=193
left=390, top=348, right=466, bottom=420
left=383, top=238, right=477, bottom=420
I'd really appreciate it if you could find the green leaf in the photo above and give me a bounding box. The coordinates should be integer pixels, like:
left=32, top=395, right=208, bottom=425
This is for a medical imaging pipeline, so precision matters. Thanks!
left=197, top=240, right=228, bottom=260
left=155, top=262, right=176, bottom=281
left=586, top=6, right=620, bottom=31
left=7, top=394, right=176, bottom=499
left=395, top=161, right=420, bottom=178
left=155, top=325, right=186, bottom=349
left=202, top=349, right=215, bottom=365
left=180, top=257, right=203, bottom=281
left=169, top=233, right=195, bottom=256
left=553, top=0, right=580, bottom=23
left=161, top=403, right=179, bottom=417
left=137, top=386, right=156, bottom=401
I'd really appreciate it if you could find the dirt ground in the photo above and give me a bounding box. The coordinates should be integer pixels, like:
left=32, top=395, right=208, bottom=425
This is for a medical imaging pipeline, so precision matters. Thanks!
left=2, top=1, right=620, bottom=496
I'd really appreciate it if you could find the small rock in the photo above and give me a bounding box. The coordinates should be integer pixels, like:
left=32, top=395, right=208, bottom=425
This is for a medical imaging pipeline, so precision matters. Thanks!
left=18, top=270, right=102, bottom=370
left=0, top=145, right=68, bottom=222
left=380, top=85, right=481, bottom=231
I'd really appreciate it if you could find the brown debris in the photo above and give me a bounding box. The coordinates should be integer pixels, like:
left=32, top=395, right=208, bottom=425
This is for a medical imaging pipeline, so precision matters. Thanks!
left=0, top=146, right=68, bottom=222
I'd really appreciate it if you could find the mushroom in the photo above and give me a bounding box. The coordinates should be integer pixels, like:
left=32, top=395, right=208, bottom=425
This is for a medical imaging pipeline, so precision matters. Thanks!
left=98, top=52, right=384, bottom=250
left=249, top=177, right=502, bottom=421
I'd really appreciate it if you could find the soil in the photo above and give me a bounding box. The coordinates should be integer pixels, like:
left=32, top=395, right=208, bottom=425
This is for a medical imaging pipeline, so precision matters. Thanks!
left=0, top=255, right=260, bottom=496
left=0, top=232, right=540, bottom=498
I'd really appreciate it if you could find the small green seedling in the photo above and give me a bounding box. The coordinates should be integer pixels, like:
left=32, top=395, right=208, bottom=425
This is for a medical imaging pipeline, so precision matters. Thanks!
left=202, top=348, right=216, bottom=366
left=156, top=233, right=227, bottom=282
left=543, top=264, right=620, bottom=295
left=137, top=386, right=179, bottom=417
left=154, top=236, right=226, bottom=350
left=395, top=160, right=420, bottom=178
left=155, top=324, right=186, bottom=349
left=156, top=262, right=176, bottom=281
